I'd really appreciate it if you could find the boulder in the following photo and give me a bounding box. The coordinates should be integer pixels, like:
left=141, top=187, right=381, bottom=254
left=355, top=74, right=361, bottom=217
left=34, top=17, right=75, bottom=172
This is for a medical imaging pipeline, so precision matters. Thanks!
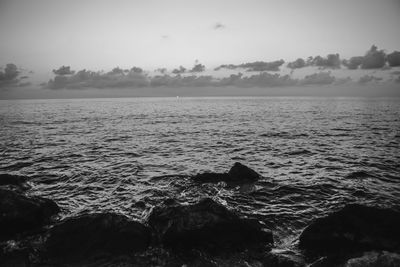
left=147, top=198, right=273, bottom=254
left=299, top=204, right=400, bottom=257
left=0, top=189, right=59, bottom=240
left=192, top=162, right=262, bottom=184
left=44, top=213, right=152, bottom=262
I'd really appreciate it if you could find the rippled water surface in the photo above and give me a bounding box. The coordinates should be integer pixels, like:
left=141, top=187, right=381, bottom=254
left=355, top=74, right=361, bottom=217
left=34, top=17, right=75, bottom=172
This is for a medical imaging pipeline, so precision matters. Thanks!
left=1, top=97, right=400, bottom=249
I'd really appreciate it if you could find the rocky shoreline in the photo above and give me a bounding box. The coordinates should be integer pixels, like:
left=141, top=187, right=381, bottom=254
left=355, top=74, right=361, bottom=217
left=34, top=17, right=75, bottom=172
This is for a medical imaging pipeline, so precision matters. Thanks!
left=1, top=164, right=400, bottom=266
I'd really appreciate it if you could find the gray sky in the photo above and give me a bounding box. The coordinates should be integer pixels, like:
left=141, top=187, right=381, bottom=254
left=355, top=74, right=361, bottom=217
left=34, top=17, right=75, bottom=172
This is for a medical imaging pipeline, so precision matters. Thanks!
left=0, top=0, right=399, bottom=72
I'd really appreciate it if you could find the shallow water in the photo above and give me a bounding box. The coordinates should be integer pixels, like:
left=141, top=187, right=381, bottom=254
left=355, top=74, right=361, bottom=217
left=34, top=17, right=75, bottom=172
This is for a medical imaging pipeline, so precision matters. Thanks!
left=1, top=96, right=400, bottom=250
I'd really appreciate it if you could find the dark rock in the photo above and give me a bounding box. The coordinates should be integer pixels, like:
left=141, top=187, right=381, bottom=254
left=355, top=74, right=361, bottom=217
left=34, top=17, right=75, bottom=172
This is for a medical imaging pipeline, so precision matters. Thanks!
left=227, top=162, right=262, bottom=182
left=261, top=252, right=305, bottom=267
left=299, top=204, right=400, bottom=257
left=344, top=251, right=400, bottom=267
left=0, top=173, right=30, bottom=191
left=192, top=162, right=262, bottom=184
left=147, top=198, right=273, bottom=254
left=44, top=213, right=152, bottom=262
left=0, top=189, right=60, bottom=240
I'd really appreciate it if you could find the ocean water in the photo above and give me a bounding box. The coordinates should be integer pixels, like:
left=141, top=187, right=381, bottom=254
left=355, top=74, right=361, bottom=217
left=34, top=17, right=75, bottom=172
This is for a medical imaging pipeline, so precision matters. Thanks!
left=1, top=96, right=400, bottom=250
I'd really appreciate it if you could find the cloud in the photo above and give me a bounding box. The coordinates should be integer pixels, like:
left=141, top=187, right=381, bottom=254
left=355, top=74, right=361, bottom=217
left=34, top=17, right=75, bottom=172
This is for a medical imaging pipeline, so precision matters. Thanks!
left=47, top=66, right=149, bottom=89
left=189, top=62, right=205, bottom=73
left=387, top=51, right=400, bottom=67
left=300, top=72, right=336, bottom=85
left=215, top=60, right=285, bottom=72
left=53, top=65, right=75, bottom=75
left=342, top=56, right=363, bottom=69
left=309, top=54, right=341, bottom=69
left=358, top=75, right=383, bottom=84
left=172, top=66, right=186, bottom=74
left=361, top=45, right=386, bottom=69
left=287, top=58, right=306, bottom=69
left=213, top=22, right=225, bottom=30
left=161, top=35, right=169, bottom=40
left=240, top=72, right=297, bottom=87
left=0, top=63, right=22, bottom=87
left=155, top=68, right=167, bottom=74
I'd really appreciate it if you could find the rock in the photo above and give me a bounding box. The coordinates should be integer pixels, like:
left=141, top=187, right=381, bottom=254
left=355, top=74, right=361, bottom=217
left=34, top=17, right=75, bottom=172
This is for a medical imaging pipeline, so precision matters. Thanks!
left=344, top=251, right=400, bottom=267
left=299, top=204, right=400, bottom=257
left=228, top=162, right=262, bottom=182
left=0, top=189, right=60, bottom=240
left=261, top=252, right=305, bottom=267
left=192, top=162, right=262, bottom=184
left=147, top=198, right=273, bottom=254
left=0, top=174, right=30, bottom=191
left=44, top=213, right=152, bottom=262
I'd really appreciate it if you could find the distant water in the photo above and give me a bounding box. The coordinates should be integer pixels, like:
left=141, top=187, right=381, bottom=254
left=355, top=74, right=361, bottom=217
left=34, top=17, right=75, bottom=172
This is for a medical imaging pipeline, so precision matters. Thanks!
left=1, top=97, right=400, bottom=250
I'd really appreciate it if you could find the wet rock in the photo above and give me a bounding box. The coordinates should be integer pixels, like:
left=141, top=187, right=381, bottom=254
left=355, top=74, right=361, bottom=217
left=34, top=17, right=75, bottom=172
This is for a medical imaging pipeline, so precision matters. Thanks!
left=344, top=251, right=400, bottom=267
left=0, top=189, right=60, bottom=240
left=299, top=204, right=400, bottom=257
left=44, top=213, right=151, bottom=262
left=0, top=173, right=30, bottom=191
left=147, top=198, right=273, bottom=254
left=192, top=162, right=262, bottom=184
left=261, top=252, right=305, bottom=267
left=0, top=240, right=31, bottom=267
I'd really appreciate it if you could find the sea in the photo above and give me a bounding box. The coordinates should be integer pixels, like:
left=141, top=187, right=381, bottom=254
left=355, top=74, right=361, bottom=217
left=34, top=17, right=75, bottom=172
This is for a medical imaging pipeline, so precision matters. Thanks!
left=1, top=96, right=399, bottom=253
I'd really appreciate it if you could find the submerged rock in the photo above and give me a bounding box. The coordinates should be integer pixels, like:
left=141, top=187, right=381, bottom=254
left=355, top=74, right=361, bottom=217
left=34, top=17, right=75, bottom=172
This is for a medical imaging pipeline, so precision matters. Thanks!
left=147, top=198, right=273, bottom=254
left=192, top=162, right=262, bottom=184
left=299, top=204, right=400, bottom=257
left=0, top=189, right=59, bottom=240
left=44, top=213, right=151, bottom=262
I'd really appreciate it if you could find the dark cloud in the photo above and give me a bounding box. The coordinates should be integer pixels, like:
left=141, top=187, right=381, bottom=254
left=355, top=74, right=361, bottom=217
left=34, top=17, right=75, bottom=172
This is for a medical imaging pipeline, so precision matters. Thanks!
left=287, top=58, right=306, bottom=69
left=300, top=72, right=336, bottom=85
left=150, top=74, right=215, bottom=87
left=387, top=51, right=400, bottom=67
left=0, top=63, right=22, bottom=87
left=310, top=54, right=341, bottom=69
left=172, top=66, right=186, bottom=74
left=361, top=45, right=386, bottom=69
left=342, top=56, right=363, bottom=69
left=215, top=60, right=285, bottom=72
left=190, top=62, right=205, bottom=73
left=358, top=75, right=383, bottom=84
left=53, top=65, right=75, bottom=75
left=47, top=66, right=149, bottom=89
left=213, top=22, right=225, bottom=30
left=155, top=68, right=167, bottom=74
left=240, top=72, right=297, bottom=87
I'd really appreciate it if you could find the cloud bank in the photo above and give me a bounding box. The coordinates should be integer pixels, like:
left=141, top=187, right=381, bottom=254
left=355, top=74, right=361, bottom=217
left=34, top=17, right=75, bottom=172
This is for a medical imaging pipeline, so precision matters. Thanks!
left=215, top=60, right=285, bottom=72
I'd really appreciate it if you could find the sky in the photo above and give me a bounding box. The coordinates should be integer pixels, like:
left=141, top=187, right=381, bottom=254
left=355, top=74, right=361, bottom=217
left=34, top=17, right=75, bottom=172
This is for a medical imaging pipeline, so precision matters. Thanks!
left=1, top=0, right=400, bottom=72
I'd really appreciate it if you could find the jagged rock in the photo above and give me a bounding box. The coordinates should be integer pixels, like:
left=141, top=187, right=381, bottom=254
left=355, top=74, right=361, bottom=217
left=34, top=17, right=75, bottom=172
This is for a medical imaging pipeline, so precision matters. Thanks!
left=147, top=198, right=273, bottom=254
left=192, top=162, right=262, bottom=184
left=0, top=189, right=59, bottom=240
left=44, top=213, right=152, bottom=262
left=299, top=204, right=400, bottom=257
